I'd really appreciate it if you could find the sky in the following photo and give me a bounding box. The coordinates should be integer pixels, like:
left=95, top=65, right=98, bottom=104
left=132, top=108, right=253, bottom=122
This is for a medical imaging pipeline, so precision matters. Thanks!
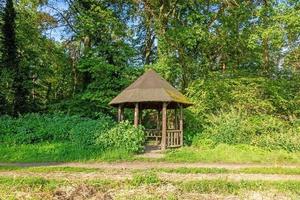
left=40, top=0, right=69, bottom=42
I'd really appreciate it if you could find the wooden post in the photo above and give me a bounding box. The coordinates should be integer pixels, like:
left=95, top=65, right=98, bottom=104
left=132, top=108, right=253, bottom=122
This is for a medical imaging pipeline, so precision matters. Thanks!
left=179, top=104, right=183, bottom=146
left=161, top=102, right=167, bottom=150
left=134, top=103, right=139, bottom=128
left=118, top=104, right=124, bottom=122
left=120, top=106, right=124, bottom=121
left=174, top=108, right=178, bottom=129
left=118, top=105, right=122, bottom=122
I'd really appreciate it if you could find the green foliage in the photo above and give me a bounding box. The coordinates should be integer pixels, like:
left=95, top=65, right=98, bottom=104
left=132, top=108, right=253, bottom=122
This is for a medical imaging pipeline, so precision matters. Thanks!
left=0, top=113, right=114, bottom=146
left=186, top=72, right=300, bottom=151
left=194, top=111, right=300, bottom=152
left=96, top=121, right=145, bottom=153
left=187, top=72, right=300, bottom=118
left=1, top=0, right=30, bottom=115
left=0, top=114, right=147, bottom=161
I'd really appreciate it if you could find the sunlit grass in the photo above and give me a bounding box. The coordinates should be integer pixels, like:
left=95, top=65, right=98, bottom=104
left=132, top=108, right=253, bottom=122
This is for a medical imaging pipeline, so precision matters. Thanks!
left=164, top=144, right=300, bottom=164
left=0, top=143, right=135, bottom=163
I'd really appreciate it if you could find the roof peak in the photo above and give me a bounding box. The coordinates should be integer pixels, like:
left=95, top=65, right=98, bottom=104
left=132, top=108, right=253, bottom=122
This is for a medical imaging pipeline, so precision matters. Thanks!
left=126, top=69, right=173, bottom=90
left=109, top=69, right=193, bottom=107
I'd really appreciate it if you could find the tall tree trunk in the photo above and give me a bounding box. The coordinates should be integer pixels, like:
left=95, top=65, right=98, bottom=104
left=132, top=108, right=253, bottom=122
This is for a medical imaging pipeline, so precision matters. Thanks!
left=81, top=36, right=92, bottom=91
left=262, top=0, right=270, bottom=72
left=144, top=9, right=154, bottom=65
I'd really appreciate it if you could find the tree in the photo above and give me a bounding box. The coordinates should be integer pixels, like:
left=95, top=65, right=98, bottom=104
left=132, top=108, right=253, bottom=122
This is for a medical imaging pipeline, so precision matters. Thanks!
left=1, top=0, right=29, bottom=115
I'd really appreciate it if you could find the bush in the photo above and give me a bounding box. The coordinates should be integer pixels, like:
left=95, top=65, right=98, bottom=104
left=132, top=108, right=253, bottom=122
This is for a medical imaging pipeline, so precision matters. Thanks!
left=96, top=121, right=145, bottom=153
left=185, top=71, right=300, bottom=145
left=187, top=71, right=300, bottom=117
left=185, top=71, right=300, bottom=152
left=69, top=113, right=114, bottom=146
left=192, top=109, right=300, bottom=152
left=200, top=110, right=253, bottom=145
left=252, top=130, right=300, bottom=152
left=0, top=113, right=114, bottom=146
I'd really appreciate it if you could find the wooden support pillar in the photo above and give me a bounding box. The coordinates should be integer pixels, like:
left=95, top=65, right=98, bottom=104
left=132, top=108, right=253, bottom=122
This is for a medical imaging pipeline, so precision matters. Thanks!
left=121, top=107, right=124, bottom=121
left=134, top=103, right=139, bottom=128
left=179, top=104, right=183, bottom=146
left=118, top=104, right=124, bottom=122
left=161, top=102, right=167, bottom=150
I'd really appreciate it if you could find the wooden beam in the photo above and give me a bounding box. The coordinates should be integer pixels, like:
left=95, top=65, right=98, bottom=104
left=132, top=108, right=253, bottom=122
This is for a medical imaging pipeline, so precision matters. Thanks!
left=161, top=102, right=167, bottom=150
left=134, top=103, right=139, bottom=128
left=179, top=104, right=183, bottom=146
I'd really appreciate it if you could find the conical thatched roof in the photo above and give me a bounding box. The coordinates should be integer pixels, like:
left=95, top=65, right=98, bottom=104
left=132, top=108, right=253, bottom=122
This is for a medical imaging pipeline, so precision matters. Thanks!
left=109, top=69, right=193, bottom=109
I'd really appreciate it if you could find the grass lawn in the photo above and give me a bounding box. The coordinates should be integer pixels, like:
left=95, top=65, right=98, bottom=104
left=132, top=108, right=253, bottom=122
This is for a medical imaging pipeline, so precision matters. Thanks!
left=0, top=175, right=299, bottom=199
left=0, top=143, right=136, bottom=163
left=1, top=165, right=300, bottom=175
left=1, top=142, right=300, bottom=164
left=164, top=144, right=300, bottom=164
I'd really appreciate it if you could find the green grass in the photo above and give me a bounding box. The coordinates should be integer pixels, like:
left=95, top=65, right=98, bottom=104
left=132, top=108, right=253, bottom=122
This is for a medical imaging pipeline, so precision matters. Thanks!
left=0, top=143, right=136, bottom=163
left=179, top=179, right=300, bottom=194
left=0, top=176, right=60, bottom=191
left=1, top=165, right=300, bottom=177
left=164, top=144, right=300, bottom=164
left=237, top=167, right=300, bottom=175
left=131, top=172, right=161, bottom=186
left=0, top=166, right=101, bottom=173
left=152, top=167, right=229, bottom=174
left=0, top=176, right=299, bottom=197
left=152, top=167, right=300, bottom=175
left=1, top=142, right=300, bottom=165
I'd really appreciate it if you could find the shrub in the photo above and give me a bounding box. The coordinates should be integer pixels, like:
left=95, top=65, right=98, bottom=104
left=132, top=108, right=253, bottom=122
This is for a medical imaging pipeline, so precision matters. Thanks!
left=185, top=71, right=300, bottom=146
left=192, top=109, right=300, bottom=152
left=200, top=109, right=253, bottom=145
left=0, top=113, right=114, bottom=146
left=96, top=121, right=145, bottom=153
left=187, top=72, right=300, bottom=117
left=252, top=130, right=300, bottom=152
left=69, top=114, right=114, bottom=146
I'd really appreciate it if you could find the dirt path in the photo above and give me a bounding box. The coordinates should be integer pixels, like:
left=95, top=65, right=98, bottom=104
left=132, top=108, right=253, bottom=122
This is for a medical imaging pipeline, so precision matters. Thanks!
left=0, top=170, right=300, bottom=182
left=1, top=161, right=299, bottom=169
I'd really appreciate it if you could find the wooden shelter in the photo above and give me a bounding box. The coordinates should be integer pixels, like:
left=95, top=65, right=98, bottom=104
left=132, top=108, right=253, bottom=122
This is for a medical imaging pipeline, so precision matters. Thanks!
left=109, top=69, right=192, bottom=150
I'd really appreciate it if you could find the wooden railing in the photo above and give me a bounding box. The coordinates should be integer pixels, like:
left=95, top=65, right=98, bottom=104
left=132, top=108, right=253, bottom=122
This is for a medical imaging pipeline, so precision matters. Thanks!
left=166, top=129, right=182, bottom=148
left=145, top=129, right=182, bottom=148
left=145, top=129, right=162, bottom=143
